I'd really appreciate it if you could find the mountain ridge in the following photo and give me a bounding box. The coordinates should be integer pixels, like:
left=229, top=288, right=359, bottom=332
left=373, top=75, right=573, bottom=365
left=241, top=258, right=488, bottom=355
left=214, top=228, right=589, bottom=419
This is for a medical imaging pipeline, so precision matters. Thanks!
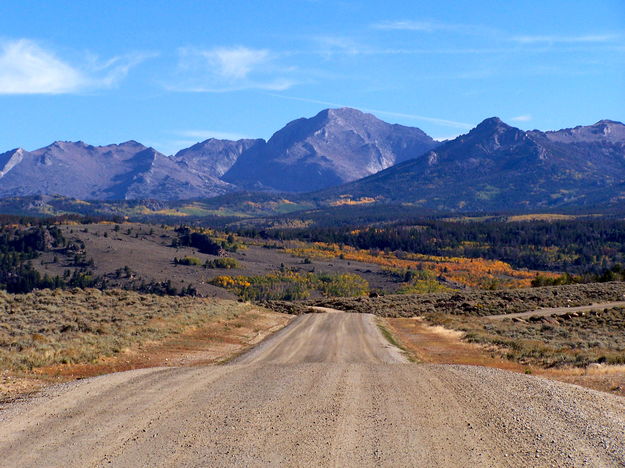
left=315, top=117, right=625, bottom=211
left=0, top=140, right=234, bottom=200
left=0, top=111, right=623, bottom=211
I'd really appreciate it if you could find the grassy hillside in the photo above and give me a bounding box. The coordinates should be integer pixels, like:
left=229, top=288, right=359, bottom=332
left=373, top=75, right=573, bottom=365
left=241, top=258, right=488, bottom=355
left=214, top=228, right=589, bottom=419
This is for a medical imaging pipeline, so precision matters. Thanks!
left=0, top=288, right=257, bottom=371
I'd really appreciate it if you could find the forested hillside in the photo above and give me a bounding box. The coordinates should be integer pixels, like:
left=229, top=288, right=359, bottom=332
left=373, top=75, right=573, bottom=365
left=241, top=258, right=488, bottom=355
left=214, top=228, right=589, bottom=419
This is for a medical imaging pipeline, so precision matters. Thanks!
left=238, top=218, right=625, bottom=274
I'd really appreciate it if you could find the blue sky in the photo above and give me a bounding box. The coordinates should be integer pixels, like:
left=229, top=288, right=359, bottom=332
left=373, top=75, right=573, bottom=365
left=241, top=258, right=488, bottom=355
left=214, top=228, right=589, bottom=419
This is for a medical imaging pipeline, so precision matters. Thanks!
left=1, top=0, right=623, bottom=154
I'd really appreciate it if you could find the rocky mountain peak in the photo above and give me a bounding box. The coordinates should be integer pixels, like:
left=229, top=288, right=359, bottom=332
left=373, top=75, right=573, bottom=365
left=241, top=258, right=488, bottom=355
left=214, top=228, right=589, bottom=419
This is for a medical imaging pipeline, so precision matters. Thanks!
left=473, top=117, right=509, bottom=132
left=0, top=148, right=26, bottom=178
left=223, top=108, right=439, bottom=192
left=595, top=119, right=624, bottom=126
left=324, top=107, right=369, bottom=120
left=118, top=140, right=147, bottom=149
left=318, top=114, right=625, bottom=212
left=452, top=117, right=526, bottom=154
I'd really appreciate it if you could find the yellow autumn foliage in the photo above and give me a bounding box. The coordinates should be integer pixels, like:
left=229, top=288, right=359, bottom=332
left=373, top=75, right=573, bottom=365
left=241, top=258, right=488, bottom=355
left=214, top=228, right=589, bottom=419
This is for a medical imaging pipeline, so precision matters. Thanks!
left=285, top=241, right=557, bottom=289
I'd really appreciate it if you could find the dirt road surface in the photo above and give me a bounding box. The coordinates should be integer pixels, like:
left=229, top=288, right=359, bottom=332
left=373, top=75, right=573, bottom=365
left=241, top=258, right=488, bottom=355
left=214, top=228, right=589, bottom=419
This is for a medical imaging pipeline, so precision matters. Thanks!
left=1, top=312, right=624, bottom=467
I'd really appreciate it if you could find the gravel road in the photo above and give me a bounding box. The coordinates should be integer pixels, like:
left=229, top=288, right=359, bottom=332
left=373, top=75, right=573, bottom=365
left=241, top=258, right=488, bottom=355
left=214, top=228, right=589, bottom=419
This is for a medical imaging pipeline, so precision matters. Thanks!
left=1, top=312, right=624, bottom=467
left=487, top=301, right=625, bottom=320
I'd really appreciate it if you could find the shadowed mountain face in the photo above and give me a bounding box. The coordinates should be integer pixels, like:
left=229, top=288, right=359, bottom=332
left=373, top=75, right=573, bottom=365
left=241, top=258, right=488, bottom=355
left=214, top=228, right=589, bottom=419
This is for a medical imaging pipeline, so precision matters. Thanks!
left=318, top=118, right=625, bottom=211
left=222, top=107, right=439, bottom=192
left=0, top=141, right=234, bottom=200
left=174, top=138, right=264, bottom=178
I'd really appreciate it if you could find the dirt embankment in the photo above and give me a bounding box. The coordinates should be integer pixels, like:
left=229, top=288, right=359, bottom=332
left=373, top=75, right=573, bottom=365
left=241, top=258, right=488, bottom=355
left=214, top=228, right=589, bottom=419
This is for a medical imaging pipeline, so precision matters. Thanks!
left=266, top=282, right=625, bottom=317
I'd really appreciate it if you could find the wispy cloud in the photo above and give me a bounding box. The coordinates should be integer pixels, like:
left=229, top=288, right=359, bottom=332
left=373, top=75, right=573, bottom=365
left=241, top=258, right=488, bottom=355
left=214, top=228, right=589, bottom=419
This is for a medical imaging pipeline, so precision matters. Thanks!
left=512, top=34, right=620, bottom=44
left=373, top=20, right=620, bottom=49
left=510, top=114, right=532, bottom=123
left=266, top=93, right=473, bottom=129
left=0, top=39, right=150, bottom=95
left=307, top=34, right=511, bottom=57
left=170, top=46, right=298, bottom=92
left=374, top=20, right=445, bottom=32
left=373, top=20, right=489, bottom=35
left=313, top=35, right=370, bottom=57
left=86, top=52, right=156, bottom=87
left=200, top=47, right=269, bottom=79
left=372, top=19, right=500, bottom=38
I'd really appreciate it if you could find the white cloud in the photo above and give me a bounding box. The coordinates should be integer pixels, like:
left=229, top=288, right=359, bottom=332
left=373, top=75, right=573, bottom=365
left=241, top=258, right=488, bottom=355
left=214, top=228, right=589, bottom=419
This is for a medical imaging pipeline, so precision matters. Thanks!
left=202, top=46, right=269, bottom=79
left=372, top=20, right=498, bottom=37
left=0, top=39, right=150, bottom=95
left=374, top=21, right=620, bottom=47
left=89, top=52, right=157, bottom=87
left=512, top=34, right=620, bottom=44
left=374, top=20, right=455, bottom=32
left=313, top=36, right=368, bottom=56
left=0, top=39, right=84, bottom=94
left=172, top=46, right=297, bottom=92
left=510, top=114, right=532, bottom=122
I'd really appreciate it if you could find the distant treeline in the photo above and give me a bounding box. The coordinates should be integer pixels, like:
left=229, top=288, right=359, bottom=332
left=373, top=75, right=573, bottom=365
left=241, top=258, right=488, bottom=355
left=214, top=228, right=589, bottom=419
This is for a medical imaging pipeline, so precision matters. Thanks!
left=0, top=213, right=124, bottom=226
left=237, top=219, right=625, bottom=274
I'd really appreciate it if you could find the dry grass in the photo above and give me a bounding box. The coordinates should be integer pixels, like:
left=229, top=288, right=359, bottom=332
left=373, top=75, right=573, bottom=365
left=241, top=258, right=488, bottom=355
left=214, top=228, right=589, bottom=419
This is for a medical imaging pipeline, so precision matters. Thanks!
left=0, top=288, right=293, bottom=402
left=0, top=288, right=260, bottom=371
left=425, top=307, right=625, bottom=368
left=386, top=316, right=625, bottom=397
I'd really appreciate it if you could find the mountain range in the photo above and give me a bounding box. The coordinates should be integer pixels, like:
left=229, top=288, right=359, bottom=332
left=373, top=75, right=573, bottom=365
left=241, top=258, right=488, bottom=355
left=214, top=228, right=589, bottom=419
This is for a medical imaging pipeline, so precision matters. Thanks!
left=320, top=118, right=625, bottom=211
left=1, top=108, right=623, bottom=212
left=0, top=140, right=233, bottom=200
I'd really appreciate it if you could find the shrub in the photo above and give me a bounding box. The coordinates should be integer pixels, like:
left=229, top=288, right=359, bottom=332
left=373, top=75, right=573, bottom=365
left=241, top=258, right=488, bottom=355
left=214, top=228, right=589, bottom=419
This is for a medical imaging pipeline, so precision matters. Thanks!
left=205, top=258, right=239, bottom=269
left=175, top=256, right=202, bottom=266
left=209, top=271, right=369, bottom=301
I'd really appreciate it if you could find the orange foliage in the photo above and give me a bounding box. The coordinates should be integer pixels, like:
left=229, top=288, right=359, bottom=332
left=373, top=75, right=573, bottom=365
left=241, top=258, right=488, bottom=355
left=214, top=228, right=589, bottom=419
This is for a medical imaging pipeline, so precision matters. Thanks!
left=285, top=241, right=558, bottom=289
